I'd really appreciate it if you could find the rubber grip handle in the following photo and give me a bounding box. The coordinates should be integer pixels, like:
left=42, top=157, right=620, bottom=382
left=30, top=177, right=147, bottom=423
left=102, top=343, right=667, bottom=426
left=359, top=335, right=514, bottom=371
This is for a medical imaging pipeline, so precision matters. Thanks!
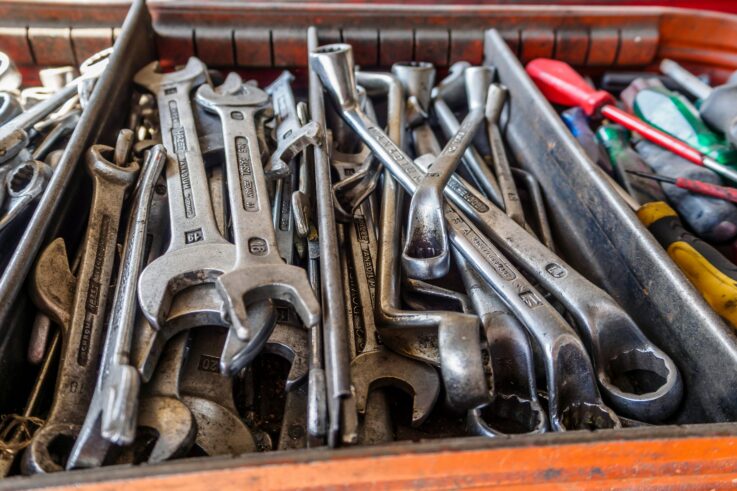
left=676, top=177, right=737, bottom=204
left=525, top=58, right=615, bottom=116
left=638, top=201, right=737, bottom=328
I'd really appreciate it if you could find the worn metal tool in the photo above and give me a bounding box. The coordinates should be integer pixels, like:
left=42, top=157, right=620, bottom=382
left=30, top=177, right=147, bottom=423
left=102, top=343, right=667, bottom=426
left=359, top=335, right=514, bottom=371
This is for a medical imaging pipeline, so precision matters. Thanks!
left=311, top=44, right=620, bottom=430
left=307, top=28, right=357, bottom=447
left=428, top=159, right=683, bottom=422
left=455, top=251, right=547, bottom=437
left=179, top=328, right=257, bottom=456
left=392, top=61, right=487, bottom=280
left=195, top=73, right=320, bottom=371
left=66, top=144, right=167, bottom=469
left=266, top=71, right=322, bottom=179
left=23, top=141, right=139, bottom=474
left=432, top=62, right=503, bottom=206
left=0, top=159, right=53, bottom=243
left=336, top=157, right=440, bottom=426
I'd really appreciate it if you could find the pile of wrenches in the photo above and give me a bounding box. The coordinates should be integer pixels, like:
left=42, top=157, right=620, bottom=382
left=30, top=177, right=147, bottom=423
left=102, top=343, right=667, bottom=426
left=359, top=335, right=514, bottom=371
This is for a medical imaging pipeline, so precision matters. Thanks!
left=4, top=30, right=686, bottom=475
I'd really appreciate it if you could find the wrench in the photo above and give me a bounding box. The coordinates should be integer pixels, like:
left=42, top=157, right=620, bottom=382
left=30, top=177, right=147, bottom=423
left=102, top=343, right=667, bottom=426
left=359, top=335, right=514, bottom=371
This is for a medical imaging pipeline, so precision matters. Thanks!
left=391, top=61, right=486, bottom=280
left=22, top=142, right=139, bottom=474
left=432, top=62, right=503, bottom=207
left=0, top=159, right=52, bottom=243
left=195, top=73, right=320, bottom=363
left=134, top=59, right=275, bottom=373
left=66, top=145, right=167, bottom=469
left=266, top=71, right=322, bottom=179
left=310, top=44, right=620, bottom=430
left=455, top=251, right=547, bottom=436
left=423, top=155, right=683, bottom=421
left=179, top=327, right=257, bottom=456
left=135, top=332, right=197, bottom=464
left=402, top=278, right=473, bottom=314
left=336, top=159, right=440, bottom=426
left=307, top=27, right=357, bottom=447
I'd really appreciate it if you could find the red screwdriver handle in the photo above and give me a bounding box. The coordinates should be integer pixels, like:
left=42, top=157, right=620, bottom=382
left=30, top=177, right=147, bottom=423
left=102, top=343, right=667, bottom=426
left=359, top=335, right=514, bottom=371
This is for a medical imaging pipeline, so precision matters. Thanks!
left=525, top=58, right=615, bottom=115
left=676, top=177, right=737, bottom=203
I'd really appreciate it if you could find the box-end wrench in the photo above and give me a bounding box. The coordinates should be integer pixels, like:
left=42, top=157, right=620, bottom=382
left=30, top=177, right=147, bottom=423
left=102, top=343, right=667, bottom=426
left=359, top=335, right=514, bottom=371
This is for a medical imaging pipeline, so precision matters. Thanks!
left=402, top=278, right=472, bottom=314
left=66, top=145, right=167, bottom=469
left=307, top=28, right=357, bottom=447
left=266, top=71, right=322, bottom=179
left=336, top=161, right=440, bottom=426
left=310, top=44, right=620, bottom=430
left=432, top=62, right=503, bottom=208
left=23, top=143, right=139, bottom=474
left=391, top=62, right=486, bottom=280
left=195, top=74, right=320, bottom=365
left=179, top=327, right=257, bottom=456
left=455, top=251, right=547, bottom=436
left=430, top=158, right=683, bottom=422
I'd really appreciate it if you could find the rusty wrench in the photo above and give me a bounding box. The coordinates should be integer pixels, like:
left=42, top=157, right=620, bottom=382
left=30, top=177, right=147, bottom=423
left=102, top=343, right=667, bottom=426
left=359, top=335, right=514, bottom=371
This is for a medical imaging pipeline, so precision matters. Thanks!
left=23, top=141, right=139, bottom=474
left=66, top=145, right=167, bottom=469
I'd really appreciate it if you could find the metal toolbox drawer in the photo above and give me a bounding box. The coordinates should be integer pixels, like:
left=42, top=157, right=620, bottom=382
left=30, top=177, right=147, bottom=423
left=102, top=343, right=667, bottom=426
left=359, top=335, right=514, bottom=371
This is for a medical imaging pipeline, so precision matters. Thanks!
left=2, top=0, right=737, bottom=488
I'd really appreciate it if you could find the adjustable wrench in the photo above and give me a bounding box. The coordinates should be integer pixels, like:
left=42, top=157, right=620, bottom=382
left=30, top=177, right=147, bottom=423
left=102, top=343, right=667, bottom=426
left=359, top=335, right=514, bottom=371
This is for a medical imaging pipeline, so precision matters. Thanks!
left=311, top=44, right=620, bottom=430
left=455, top=251, right=547, bottom=436
left=336, top=158, right=440, bottom=426
left=424, top=156, right=683, bottom=422
left=266, top=71, right=322, bottom=179
left=23, top=142, right=139, bottom=474
left=179, top=327, right=257, bottom=456
left=66, top=145, right=167, bottom=469
left=391, top=62, right=486, bottom=280
left=195, top=73, right=320, bottom=367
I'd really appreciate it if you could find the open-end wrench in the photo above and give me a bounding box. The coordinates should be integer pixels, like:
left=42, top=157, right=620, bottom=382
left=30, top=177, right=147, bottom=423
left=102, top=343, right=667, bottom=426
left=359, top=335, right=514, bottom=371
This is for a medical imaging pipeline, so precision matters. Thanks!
left=135, top=332, right=197, bottom=464
left=455, top=250, right=547, bottom=436
left=336, top=159, right=440, bottom=426
left=307, top=28, right=357, bottom=447
left=195, top=73, right=320, bottom=367
left=66, top=145, right=167, bottom=469
left=391, top=62, right=486, bottom=280
left=310, top=44, right=620, bottom=430
left=422, top=156, right=683, bottom=422
left=266, top=71, right=322, bottom=179
left=23, top=142, right=139, bottom=474
left=133, top=58, right=236, bottom=331
left=178, top=327, right=257, bottom=456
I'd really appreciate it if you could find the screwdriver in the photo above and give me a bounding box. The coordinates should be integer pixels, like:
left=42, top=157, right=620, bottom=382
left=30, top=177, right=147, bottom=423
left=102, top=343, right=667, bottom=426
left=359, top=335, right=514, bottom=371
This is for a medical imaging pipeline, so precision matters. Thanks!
left=620, top=77, right=737, bottom=165
left=599, top=162, right=737, bottom=329
left=627, top=170, right=737, bottom=204
left=561, top=107, right=613, bottom=175
left=526, top=58, right=737, bottom=183
left=659, top=58, right=737, bottom=148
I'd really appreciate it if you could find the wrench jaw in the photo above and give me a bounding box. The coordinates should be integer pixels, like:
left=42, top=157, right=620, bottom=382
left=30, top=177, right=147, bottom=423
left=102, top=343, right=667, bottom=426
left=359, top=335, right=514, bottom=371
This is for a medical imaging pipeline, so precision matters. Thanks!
left=136, top=396, right=197, bottom=464
left=218, top=302, right=278, bottom=377
left=86, top=145, right=140, bottom=187
left=263, top=323, right=310, bottom=391
left=133, top=58, right=208, bottom=95
left=137, top=243, right=235, bottom=330
left=351, top=351, right=440, bottom=427
left=431, top=62, right=471, bottom=107
left=577, top=303, right=683, bottom=422
left=402, top=184, right=450, bottom=280
left=268, top=121, right=323, bottom=179
left=30, top=238, right=75, bottom=329
left=547, top=336, right=621, bottom=431
left=180, top=396, right=257, bottom=456
left=216, top=265, right=321, bottom=342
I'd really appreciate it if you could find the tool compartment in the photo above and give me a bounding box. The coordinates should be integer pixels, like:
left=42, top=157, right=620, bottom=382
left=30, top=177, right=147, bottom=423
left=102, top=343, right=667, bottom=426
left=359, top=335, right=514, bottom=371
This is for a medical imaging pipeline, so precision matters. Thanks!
left=3, top=0, right=737, bottom=488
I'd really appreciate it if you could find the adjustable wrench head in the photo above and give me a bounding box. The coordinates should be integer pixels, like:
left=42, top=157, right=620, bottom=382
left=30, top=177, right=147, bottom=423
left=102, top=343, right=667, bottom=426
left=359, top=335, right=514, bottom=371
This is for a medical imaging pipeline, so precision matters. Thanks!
left=216, top=264, right=321, bottom=341
left=195, top=72, right=269, bottom=110
left=391, top=61, right=436, bottom=118
left=351, top=350, right=440, bottom=427
left=268, top=121, right=323, bottom=180
left=464, top=66, right=493, bottom=113
left=133, top=57, right=208, bottom=95
left=402, top=171, right=450, bottom=280
left=309, top=44, right=361, bottom=112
